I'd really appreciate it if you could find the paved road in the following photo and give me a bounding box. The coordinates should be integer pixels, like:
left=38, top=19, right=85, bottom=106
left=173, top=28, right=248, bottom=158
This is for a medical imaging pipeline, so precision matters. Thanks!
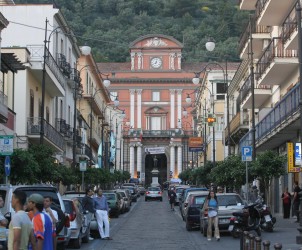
left=79, top=192, right=302, bottom=250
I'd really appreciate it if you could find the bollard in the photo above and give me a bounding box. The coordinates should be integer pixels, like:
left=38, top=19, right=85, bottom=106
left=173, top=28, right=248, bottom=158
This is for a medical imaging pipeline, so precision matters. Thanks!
left=255, top=237, right=262, bottom=250
left=244, top=231, right=250, bottom=250
left=263, top=240, right=270, bottom=250
left=274, top=243, right=282, bottom=250
left=249, top=233, right=255, bottom=250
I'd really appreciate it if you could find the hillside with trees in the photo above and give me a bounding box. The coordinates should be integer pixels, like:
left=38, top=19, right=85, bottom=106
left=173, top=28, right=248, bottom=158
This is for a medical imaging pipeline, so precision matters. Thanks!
left=14, top=0, right=249, bottom=62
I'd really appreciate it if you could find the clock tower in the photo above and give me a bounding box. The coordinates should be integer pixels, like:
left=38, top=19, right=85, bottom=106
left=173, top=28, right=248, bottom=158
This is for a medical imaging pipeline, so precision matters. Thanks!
left=129, top=35, right=183, bottom=71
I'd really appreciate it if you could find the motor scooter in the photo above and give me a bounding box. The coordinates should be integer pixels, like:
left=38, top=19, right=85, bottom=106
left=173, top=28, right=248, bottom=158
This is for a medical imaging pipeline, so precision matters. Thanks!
left=256, top=197, right=276, bottom=232
left=228, top=202, right=261, bottom=238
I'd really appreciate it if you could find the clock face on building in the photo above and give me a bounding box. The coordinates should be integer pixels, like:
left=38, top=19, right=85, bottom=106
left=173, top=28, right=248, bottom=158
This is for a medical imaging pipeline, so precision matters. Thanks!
left=150, top=57, right=162, bottom=69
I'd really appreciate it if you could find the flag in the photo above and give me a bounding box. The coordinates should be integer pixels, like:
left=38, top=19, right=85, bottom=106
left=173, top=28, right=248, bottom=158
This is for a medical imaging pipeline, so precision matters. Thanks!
left=140, top=129, right=143, bottom=141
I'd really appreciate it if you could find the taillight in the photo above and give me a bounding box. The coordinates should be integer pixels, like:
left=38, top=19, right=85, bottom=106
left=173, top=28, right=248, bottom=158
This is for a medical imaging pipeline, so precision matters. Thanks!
left=146, top=191, right=150, bottom=194
left=204, top=210, right=208, bottom=217
left=69, top=202, right=77, bottom=221
left=64, top=215, right=70, bottom=228
left=158, top=191, right=162, bottom=195
left=230, top=217, right=236, bottom=222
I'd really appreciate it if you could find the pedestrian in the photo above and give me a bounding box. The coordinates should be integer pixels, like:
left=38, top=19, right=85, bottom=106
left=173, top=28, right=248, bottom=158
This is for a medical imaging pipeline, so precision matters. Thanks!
left=27, top=193, right=54, bottom=250
left=82, top=187, right=96, bottom=240
left=168, top=187, right=176, bottom=211
left=93, top=189, right=112, bottom=240
left=8, top=190, right=35, bottom=250
left=0, top=195, right=8, bottom=249
left=281, top=187, right=292, bottom=219
left=204, top=190, right=220, bottom=241
left=43, top=196, right=58, bottom=249
left=293, top=181, right=301, bottom=222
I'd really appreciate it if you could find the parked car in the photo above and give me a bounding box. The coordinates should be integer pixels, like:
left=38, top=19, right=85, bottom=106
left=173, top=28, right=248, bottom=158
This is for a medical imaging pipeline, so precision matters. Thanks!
left=103, top=191, right=122, bottom=218
left=145, top=186, right=163, bottom=201
left=0, top=184, right=70, bottom=248
left=179, top=188, right=208, bottom=220
left=63, top=198, right=90, bottom=248
left=175, top=185, right=190, bottom=205
left=115, top=189, right=131, bottom=212
left=200, top=193, right=245, bottom=237
left=184, top=193, right=208, bottom=231
left=137, top=186, right=146, bottom=195
left=121, top=186, right=138, bottom=202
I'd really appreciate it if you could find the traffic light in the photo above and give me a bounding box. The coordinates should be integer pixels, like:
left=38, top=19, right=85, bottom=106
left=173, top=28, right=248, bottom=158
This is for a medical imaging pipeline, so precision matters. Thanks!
left=137, top=171, right=140, bottom=178
left=207, top=114, right=216, bottom=127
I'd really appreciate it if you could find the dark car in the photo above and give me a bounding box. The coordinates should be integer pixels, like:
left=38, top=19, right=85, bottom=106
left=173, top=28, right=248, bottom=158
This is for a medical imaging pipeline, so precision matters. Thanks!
left=103, top=191, right=122, bottom=218
left=121, top=186, right=138, bottom=202
left=184, top=193, right=208, bottom=231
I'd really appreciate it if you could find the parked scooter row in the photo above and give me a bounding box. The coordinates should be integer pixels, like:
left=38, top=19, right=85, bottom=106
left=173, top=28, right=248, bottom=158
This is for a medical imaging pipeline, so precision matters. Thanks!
left=228, top=195, right=276, bottom=238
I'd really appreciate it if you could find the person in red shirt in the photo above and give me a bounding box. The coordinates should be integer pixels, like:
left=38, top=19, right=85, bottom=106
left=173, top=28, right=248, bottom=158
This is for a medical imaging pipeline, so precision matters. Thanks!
left=281, top=187, right=291, bottom=219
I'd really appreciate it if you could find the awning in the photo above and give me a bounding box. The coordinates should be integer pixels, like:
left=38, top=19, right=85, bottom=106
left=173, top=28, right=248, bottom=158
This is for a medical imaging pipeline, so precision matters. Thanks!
left=1, top=53, right=26, bottom=73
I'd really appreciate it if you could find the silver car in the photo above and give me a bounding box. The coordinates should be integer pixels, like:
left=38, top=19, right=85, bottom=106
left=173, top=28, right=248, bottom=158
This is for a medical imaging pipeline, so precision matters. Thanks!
left=145, top=187, right=163, bottom=201
left=115, top=189, right=131, bottom=212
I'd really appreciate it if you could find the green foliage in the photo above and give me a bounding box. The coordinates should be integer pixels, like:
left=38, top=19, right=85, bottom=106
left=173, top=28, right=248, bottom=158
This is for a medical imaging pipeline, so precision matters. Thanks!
left=14, top=0, right=248, bottom=62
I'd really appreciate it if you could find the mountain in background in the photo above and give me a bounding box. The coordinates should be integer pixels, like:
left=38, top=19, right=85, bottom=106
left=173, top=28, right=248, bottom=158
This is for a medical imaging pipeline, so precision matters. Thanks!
left=13, top=0, right=249, bottom=63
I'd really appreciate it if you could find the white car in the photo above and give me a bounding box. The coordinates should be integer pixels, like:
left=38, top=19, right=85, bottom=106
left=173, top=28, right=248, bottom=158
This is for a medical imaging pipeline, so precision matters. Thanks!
left=145, top=187, right=163, bottom=201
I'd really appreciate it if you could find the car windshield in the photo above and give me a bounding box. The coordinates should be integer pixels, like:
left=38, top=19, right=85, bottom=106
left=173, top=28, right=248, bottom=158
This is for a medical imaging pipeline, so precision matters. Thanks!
left=217, top=195, right=242, bottom=206
left=63, top=200, right=73, bottom=214
left=176, top=188, right=184, bottom=193
left=148, top=187, right=160, bottom=191
left=104, top=194, right=116, bottom=200
left=194, top=196, right=206, bottom=205
left=118, top=192, right=125, bottom=197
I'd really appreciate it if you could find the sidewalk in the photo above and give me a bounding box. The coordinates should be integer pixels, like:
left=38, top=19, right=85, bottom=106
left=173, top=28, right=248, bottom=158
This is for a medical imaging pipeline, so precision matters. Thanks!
left=262, top=213, right=302, bottom=250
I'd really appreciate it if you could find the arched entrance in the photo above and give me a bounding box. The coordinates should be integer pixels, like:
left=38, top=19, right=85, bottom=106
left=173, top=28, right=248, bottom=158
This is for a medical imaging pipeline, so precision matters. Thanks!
left=145, top=154, right=167, bottom=186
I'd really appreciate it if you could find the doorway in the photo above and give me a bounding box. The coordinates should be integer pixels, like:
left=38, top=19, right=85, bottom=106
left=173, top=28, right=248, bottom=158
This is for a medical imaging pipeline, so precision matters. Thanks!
left=145, top=154, right=167, bottom=186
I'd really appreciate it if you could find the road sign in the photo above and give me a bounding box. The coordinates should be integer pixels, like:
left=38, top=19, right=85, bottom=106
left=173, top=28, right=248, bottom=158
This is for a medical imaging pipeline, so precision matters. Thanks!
left=242, top=146, right=252, bottom=162
left=79, top=160, right=87, bottom=171
left=0, top=135, right=13, bottom=156
left=295, top=143, right=302, bottom=165
left=4, top=156, right=11, bottom=176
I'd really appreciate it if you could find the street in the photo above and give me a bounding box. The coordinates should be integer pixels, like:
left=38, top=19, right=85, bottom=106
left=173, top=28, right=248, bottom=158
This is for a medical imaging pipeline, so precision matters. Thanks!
left=79, top=192, right=302, bottom=250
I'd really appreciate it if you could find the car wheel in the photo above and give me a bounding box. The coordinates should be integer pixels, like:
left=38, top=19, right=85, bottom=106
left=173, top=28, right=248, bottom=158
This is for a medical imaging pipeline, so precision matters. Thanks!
left=50, top=204, right=65, bottom=234
left=73, top=235, right=82, bottom=249
left=160, top=198, right=163, bottom=202
left=82, top=224, right=90, bottom=243
left=186, top=219, right=192, bottom=231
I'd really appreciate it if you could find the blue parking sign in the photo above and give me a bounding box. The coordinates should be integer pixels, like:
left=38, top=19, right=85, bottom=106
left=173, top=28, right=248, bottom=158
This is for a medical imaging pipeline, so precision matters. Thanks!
left=242, top=146, right=252, bottom=162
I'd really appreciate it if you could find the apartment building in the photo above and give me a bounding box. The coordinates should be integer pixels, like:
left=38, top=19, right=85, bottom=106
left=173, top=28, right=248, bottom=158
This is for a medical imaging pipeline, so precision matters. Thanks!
left=228, top=0, right=300, bottom=213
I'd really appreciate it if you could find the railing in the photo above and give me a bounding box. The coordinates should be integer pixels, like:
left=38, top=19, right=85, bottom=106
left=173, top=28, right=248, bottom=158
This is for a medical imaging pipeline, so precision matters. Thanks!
left=239, top=83, right=299, bottom=148
left=255, top=37, right=298, bottom=81
left=0, top=90, right=8, bottom=122
left=27, top=117, right=64, bottom=149
left=225, top=111, right=249, bottom=139
left=27, top=45, right=66, bottom=90
left=255, top=0, right=269, bottom=22
left=123, top=129, right=195, bottom=137
left=280, top=1, right=298, bottom=44
left=56, top=118, right=73, bottom=139
left=81, top=144, right=92, bottom=160
left=238, top=14, right=271, bottom=55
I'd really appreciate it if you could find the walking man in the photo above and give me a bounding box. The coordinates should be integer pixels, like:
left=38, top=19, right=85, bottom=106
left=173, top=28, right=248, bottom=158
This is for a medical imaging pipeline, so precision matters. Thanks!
left=168, top=187, right=177, bottom=211
left=8, top=190, right=35, bottom=250
left=94, top=189, right=112, bottom=240
left=82, top=188, right=95, bottom=240
left=27, top=194, right=53, bottom=250
left=293, top=181, right=301, bottom=222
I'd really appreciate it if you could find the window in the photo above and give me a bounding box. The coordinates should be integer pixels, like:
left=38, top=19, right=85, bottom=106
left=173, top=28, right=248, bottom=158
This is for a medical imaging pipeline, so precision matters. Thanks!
left=38, top=99, right=42, bottom=119
left=216, top=82, right=227, bottom=100
left=68, top=105, right=71, bottom=124
left=152, top=91, right=160, bottom=101
left=30, top=90, right=34, bottom=118
left=110, top=92, right=118, bottom=101
left=46, top=107, right=50, bottom=123
left=60, top=100, right=63, bottom=120
left=151, top=117, right=161, bottom=130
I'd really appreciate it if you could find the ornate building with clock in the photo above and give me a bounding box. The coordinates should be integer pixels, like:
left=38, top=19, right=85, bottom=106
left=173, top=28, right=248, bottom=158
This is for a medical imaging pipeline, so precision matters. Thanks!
left=98, top=34, right=235, bottom=185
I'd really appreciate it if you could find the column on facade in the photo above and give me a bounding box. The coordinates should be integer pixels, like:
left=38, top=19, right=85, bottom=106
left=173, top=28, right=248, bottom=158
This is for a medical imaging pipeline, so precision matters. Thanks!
left=137, top=52, right=142, bottom=70
left=177, top=145, right=182, bottom=177
left=170, top=89, right=175, bottom=128
left=137, top=89, right=142, bottom=129
left=137, top=143, right=142, bottom=177
left=170, top=144, right=175, bottom=177
left=130, top=145, right=135, bottom=177
left=169, top=53, right=176, bottom=70
left=131, top=52, right=135, bottom=71
left=177, top=89, right=182, bottom=127
left=130, top=89, right=135, bottom=128
left=177, top=53, right=182, bottom=70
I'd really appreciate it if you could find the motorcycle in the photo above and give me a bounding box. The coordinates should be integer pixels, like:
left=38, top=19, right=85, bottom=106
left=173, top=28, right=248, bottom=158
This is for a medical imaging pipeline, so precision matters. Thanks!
left=256, top=196, right=276, bottom=232
left=228, top=202, right=262, bottom=238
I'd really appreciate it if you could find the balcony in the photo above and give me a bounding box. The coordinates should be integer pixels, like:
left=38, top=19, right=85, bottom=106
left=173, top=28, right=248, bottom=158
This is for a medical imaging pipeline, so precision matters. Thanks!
left=83, top=93, right=105, bottom=118
left=255, top=37, right=298, bottom=86
left=27, top=117, right=64, bottom=151
left=281, top=1, right=300, bottom=50
left=239, top=0, right=257, bottom=10
left=56, top=118, right=73, bottom=140
left=123, top=129, right=194, bottom=138
left=27, top=45, right=65, bottom=97
left=225, top=111, right=249, bottom=146
left=238, top=14, right=271, bottom=59
left=255, top=0, right=296, bottom=26
left=89, top=128, right=102, bottom=148
left=239, top=83, right=300, bottom=151
left=77, top=144, right=93, bottom=161
left=0, top=90, right=8, bottom=123
left=240, top=74, right=271, bottom=109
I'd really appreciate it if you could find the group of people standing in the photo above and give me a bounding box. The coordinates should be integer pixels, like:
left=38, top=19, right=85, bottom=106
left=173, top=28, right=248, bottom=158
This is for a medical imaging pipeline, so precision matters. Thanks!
left=282, top=181, right=301, bottom=221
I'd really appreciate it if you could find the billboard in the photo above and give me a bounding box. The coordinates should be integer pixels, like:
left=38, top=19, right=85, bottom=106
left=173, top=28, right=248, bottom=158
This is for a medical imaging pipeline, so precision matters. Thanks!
left=189, top=137, right=203, bottom=152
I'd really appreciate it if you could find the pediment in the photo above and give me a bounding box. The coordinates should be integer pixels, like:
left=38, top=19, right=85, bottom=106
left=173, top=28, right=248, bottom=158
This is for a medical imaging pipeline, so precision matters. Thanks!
left=145, top=106, right=168, bottom=114
left=130, top=34, right=183, bottom=49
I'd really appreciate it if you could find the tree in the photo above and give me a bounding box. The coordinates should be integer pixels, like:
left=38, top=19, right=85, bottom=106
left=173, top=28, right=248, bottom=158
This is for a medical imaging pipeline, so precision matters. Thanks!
left=250, top=150, right=286, bottom=200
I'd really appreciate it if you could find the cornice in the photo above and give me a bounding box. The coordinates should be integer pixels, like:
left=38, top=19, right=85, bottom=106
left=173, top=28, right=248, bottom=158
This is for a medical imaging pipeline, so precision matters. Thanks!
left=108, top=78, right=193, bottom=83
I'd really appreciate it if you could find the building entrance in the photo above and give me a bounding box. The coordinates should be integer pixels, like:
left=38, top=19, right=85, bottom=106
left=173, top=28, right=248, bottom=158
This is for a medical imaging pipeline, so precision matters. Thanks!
left=145, top=154, right=167, bottom=186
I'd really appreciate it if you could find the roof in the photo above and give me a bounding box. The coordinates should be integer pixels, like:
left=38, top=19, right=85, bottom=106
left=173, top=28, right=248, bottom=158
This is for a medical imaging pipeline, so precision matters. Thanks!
left=1, top=53, right=25, bottom=73
left=97, top=62, right=240, bottom=73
